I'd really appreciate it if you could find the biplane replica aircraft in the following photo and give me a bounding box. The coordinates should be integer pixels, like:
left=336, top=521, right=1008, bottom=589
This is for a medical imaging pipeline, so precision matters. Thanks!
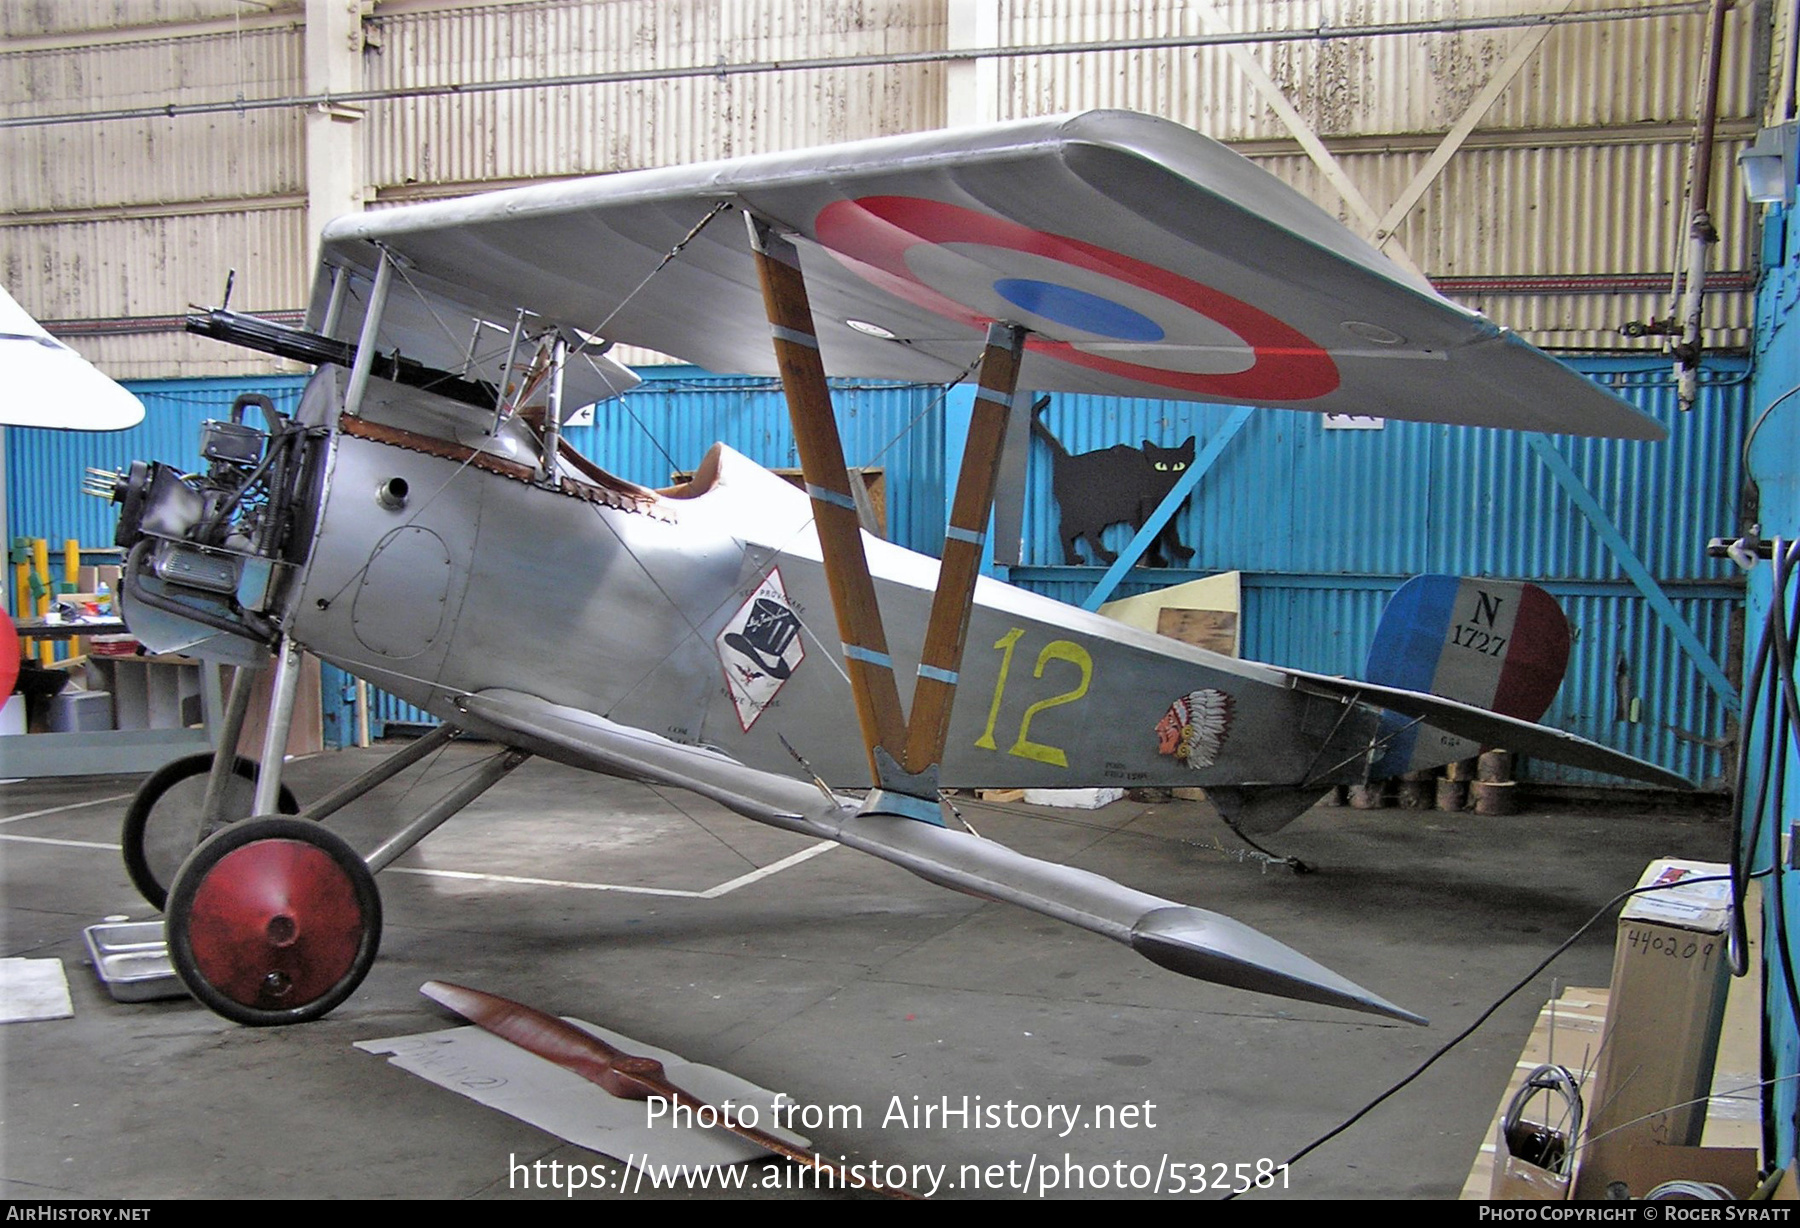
left=90, top=110, right=1686, bottom=1031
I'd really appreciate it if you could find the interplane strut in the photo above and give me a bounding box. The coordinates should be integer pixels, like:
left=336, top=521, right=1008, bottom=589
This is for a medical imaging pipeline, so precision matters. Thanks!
left=746, top=214, right=1027, bottom=814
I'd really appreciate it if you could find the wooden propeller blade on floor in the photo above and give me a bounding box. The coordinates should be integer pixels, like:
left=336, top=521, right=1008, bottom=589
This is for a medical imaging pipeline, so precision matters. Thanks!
left=420, top=980, right=918, bottom=1199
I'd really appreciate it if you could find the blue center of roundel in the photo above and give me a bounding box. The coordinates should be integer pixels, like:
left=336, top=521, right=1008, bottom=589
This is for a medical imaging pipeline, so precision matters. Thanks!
left=991, top=279, right=1165, bottom=342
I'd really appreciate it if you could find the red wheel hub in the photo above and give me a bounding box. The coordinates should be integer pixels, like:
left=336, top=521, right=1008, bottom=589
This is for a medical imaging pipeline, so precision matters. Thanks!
left=185, top=838, right=369, bottom=1010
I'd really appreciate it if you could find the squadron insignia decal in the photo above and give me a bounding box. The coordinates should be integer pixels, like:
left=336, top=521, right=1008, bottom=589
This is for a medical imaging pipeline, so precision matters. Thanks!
left=1155, top=688, right=1235, bottom=770
left=718, top=569, right=807, bottom=732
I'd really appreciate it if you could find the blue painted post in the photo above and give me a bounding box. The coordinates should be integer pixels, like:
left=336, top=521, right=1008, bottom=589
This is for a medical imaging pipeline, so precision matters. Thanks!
left=1080, top=404, right=1256, bottom=611
left=1525, top=433, right=1740, bottom=710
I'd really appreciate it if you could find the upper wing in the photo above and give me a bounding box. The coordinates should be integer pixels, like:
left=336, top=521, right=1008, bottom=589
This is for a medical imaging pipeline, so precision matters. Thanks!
left=0, top=285, right=144, bottom=430
left=317, top=110, right=1661, bottom=439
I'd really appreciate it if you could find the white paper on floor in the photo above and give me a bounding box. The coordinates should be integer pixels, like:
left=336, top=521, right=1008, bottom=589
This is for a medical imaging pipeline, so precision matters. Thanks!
left=0, top=957, right=74, bottom=1022
left=1022, top=787, right=1126, bottom=809
left=357, top=1017, right=809, bottom=1169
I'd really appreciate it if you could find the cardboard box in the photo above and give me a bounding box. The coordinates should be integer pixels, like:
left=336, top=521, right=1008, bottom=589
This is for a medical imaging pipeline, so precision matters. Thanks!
left=1490, top=1151, right=1571, bottom=1201
left=47, top=689, right=113, bottom=733
left=1573, top=859, right=1733, bottom=1198
left=1602, top=1143, right=1758, bottom=1200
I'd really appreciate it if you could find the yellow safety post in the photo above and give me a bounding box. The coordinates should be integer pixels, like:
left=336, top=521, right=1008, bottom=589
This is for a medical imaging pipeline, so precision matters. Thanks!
left=32, top=538, right=50, bottom=666
left=11, top=540, right=29, bottom=662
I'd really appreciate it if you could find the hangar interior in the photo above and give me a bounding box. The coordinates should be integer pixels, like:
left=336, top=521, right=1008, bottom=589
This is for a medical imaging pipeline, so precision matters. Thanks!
left=2, top=0, right=1799, bottom=1201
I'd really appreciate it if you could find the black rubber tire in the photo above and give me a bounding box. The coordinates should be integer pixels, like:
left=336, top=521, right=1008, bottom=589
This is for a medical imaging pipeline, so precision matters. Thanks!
left=165, top=816, right=382, bottom=1027
left=121, top=753, right=300, bottom=911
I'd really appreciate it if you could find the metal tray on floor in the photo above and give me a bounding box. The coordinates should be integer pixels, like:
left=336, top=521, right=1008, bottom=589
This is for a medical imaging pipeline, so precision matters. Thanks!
left=83, top=921, right=185, bottom=1002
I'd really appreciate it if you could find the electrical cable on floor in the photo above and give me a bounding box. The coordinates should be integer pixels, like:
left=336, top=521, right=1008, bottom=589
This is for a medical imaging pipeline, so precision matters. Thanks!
left=1221, top=873, right=1730, bottom=1200
left=1500, top=1063, right=1584, bottom=1179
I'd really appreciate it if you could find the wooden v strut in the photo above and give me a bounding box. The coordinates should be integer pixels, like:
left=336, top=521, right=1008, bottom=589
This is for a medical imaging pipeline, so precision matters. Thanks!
left=746, top=213, right=1026, bottom=803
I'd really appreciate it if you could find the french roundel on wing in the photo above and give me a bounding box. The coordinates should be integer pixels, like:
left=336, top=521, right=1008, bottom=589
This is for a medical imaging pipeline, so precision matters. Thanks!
left=812, top=196, right=1340, bottom=402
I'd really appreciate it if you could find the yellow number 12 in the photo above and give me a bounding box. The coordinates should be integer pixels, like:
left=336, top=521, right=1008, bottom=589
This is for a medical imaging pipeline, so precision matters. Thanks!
left=974, top=628, right=1093, bottom=768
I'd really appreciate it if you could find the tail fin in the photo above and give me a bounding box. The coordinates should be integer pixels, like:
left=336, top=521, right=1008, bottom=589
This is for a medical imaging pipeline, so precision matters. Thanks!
left=1363, top=575, right=1571, bottom=776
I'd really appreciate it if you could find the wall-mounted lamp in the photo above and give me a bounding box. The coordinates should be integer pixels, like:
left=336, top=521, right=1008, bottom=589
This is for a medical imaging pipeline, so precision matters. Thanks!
left=1738, top=121, right=1799, bottom=207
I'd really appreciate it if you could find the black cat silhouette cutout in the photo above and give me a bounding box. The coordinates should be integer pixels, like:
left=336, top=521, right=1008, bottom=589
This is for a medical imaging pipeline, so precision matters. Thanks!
left=1031, top=406, right=1198, bottom=567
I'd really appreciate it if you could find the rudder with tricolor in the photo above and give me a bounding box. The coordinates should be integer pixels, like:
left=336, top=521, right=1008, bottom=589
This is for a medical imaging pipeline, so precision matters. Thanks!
left=1362, top=575, right=1572, bottom=776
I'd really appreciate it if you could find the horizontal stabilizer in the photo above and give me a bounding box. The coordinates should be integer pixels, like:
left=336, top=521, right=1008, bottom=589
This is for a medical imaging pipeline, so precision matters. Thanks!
left=1276, top=668, right=1691, bottom=790
left=452, top=688, right=1425, bottom=1026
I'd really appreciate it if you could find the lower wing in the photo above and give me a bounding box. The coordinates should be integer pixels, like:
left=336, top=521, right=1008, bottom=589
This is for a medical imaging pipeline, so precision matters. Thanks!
left=446, top=686, right=1427, bottom=1027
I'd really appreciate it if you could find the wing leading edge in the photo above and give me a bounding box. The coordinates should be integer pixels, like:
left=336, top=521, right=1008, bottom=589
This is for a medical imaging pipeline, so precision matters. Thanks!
left=317, top=111, right=1663, bottom=440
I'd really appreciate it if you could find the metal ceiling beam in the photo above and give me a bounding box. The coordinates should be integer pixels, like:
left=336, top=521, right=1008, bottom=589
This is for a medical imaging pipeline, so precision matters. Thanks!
left=1371, top=1, right=1572, bottom=255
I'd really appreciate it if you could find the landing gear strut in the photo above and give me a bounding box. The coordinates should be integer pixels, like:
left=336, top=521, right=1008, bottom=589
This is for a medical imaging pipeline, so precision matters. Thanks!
left=149, top=642, right=530, bottom=1025
left=121, top=752, right=299, bottom=911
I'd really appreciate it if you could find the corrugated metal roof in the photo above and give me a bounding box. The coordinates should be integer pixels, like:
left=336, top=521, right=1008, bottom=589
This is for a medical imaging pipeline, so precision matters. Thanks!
left=0, top=0, right=1762, bottom=367
left=5, top=206, right=310, bottom=366
left=993, top=0, right=1755, bottom=136
left=0, top=1, right=282, bottom=42
left=364, top=0, right=947, bottom=189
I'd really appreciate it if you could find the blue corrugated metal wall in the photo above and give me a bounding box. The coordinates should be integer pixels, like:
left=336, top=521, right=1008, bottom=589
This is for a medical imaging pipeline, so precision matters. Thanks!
left=1005, top=354, right=1748, bottom=787
left=567, top=368, right=947, bottom=555
left=5, top=357, right=1743, bottom=786
left=6, top=376, right=309, bottom=548
left=1743, top=193, right=1800, bottom=1167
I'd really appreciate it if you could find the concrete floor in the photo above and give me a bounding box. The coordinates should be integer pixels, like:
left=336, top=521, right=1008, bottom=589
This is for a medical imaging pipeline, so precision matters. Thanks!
left=0, top=742, right=1730, bottom=1200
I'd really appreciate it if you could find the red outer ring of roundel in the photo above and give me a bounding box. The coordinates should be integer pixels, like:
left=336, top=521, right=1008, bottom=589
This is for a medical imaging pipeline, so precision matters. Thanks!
left=814, top=196, right=1340, bottom=401
left=186, top=838, right=368, bottom=1010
